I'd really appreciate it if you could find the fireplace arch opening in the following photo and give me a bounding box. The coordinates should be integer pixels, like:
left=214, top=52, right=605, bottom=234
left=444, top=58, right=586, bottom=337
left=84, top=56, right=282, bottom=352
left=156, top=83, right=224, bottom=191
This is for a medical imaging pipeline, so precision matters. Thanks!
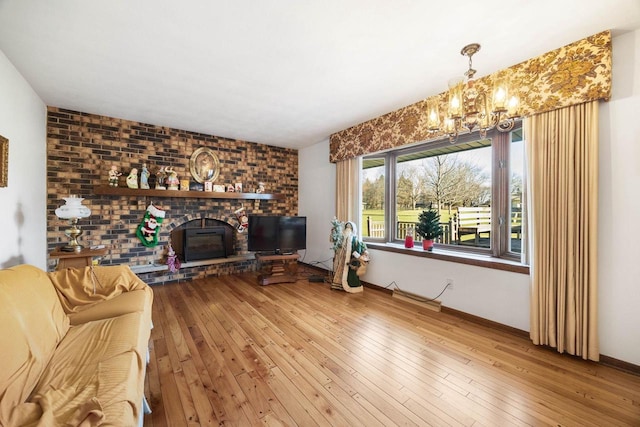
left=170, top=218, right=236, bottom=262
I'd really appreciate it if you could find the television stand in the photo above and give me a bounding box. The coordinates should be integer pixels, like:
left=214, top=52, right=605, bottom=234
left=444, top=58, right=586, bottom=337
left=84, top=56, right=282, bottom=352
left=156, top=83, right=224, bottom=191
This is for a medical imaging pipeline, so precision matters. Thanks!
left=255, top=253, right=299, bottom=286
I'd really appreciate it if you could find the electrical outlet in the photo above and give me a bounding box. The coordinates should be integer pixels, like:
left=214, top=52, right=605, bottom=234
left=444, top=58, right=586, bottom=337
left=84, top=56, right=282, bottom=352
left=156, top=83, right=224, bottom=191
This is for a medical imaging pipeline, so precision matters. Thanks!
left=447, top=278, right=454, bottom=290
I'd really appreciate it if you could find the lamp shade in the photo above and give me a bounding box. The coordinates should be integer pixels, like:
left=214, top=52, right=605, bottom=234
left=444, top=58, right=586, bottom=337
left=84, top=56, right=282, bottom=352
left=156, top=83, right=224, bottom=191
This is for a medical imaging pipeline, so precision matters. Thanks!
left=55, top=197, right=91, bottom=219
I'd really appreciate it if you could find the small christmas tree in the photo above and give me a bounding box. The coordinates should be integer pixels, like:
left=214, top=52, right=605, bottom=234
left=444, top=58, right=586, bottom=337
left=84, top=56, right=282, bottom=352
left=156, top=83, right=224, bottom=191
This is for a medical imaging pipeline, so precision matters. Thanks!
left=415, top=208, right=443, bottom=250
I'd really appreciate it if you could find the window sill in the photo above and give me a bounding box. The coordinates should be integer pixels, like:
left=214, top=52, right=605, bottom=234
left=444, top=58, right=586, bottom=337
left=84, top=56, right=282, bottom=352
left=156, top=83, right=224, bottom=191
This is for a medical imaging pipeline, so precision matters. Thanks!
left=365, top=242, right=530, bottom=275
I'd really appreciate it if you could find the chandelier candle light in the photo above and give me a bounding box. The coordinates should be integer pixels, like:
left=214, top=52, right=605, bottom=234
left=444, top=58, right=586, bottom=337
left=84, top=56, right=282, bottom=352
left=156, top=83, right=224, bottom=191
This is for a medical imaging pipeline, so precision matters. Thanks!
left=55, top=196, right=91, bottom=252
left=427, top=43, right=520, bottom=143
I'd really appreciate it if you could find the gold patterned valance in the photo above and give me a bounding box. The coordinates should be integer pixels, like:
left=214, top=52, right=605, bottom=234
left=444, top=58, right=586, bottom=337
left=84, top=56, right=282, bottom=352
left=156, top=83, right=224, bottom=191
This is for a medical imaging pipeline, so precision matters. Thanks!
left=329, top=30, right=611, bottom=163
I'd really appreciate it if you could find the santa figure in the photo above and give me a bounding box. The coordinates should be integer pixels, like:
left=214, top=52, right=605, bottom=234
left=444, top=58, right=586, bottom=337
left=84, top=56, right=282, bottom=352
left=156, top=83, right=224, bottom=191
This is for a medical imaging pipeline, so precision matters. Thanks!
left=136, top=204, right=166, bottom=247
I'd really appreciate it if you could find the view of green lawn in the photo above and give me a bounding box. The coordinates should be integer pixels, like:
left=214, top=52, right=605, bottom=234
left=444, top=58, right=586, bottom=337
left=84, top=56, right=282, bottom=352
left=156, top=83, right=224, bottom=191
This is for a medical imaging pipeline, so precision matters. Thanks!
left=362, top=209, right=453, bottom=225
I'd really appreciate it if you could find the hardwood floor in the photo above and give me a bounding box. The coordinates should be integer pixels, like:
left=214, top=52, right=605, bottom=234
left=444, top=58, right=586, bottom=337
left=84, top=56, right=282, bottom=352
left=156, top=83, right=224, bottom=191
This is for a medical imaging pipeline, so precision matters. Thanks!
left=143, top=271, right=640, bottom=426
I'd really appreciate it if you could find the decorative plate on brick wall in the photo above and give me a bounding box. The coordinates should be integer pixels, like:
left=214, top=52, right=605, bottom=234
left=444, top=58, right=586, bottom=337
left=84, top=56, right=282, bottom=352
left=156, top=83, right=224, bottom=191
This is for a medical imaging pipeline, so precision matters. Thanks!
left=189, top=147, right=220, bottom=184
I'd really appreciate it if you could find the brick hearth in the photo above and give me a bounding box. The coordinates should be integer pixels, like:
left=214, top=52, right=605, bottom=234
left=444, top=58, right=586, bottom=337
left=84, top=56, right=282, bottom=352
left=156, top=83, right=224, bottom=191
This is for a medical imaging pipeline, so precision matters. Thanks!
left=46, top=107, right=298, bottom=284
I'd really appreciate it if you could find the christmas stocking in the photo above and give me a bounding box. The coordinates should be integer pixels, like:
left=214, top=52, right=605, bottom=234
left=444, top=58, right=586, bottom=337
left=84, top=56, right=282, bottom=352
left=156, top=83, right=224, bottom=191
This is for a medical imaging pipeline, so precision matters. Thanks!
left=136, top=204, right=166, bottom=247
left=234, top=206, right=248, bottom=233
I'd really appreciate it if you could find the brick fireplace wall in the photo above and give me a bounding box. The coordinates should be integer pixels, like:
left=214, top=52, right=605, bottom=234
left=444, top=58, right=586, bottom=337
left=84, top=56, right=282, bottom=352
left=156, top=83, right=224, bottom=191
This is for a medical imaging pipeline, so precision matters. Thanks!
left=46, top=107, right=299, bottom=284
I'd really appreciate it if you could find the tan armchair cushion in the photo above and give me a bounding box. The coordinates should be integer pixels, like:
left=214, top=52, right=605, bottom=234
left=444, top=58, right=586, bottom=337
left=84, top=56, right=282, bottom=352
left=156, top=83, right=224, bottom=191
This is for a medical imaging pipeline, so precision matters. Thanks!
left=0, top=265, right=70, bottom=424
left=48, top=264, right=151, bottom=319
left=7, top=311, right=151, bottom=426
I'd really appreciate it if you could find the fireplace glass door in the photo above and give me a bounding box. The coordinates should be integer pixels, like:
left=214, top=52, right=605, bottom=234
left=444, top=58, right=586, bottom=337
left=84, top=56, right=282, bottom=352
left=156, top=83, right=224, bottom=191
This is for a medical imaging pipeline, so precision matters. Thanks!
left=183, top=227, right=227, bottom=261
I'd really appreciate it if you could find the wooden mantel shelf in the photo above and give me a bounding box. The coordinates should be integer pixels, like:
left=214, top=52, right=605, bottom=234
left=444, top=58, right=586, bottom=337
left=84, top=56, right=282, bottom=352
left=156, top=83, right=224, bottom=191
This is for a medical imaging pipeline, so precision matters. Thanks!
left=93, top=185, right=285, bottom=200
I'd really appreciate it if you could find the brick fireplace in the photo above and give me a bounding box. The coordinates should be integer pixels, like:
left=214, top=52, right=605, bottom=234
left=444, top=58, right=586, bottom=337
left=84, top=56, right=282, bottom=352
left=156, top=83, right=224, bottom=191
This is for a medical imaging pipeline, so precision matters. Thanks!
left=46, top=107, right=299, bottom=284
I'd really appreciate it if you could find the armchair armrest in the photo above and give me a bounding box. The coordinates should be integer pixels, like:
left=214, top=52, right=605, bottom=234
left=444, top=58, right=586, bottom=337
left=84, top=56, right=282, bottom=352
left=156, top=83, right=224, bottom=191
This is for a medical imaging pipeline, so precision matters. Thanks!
left=48, top=265, right=150, bottom=316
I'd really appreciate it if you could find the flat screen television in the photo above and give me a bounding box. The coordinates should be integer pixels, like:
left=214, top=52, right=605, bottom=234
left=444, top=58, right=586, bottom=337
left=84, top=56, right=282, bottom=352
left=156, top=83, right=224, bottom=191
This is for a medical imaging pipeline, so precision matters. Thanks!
left=247, top=215, right=307, bottom=254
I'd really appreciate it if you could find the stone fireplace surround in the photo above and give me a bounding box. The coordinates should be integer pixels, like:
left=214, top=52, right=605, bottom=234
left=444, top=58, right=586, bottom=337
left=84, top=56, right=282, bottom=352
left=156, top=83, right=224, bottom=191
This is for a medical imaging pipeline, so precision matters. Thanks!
left=46, top=107, right=299, bottom=285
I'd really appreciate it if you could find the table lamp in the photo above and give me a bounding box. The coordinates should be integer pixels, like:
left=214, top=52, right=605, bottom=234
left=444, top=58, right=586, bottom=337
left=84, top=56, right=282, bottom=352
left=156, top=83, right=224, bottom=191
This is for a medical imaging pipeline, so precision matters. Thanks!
left=55, top=196, right=91, bottom=252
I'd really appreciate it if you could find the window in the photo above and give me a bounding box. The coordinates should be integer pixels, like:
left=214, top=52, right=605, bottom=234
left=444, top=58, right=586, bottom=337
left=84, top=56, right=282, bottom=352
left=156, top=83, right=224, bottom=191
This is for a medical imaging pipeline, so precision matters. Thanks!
left=361, top=125, right=524, bottom=262
left=508, top=131, right=524, bottom=255
left=361, top=156, right=386, bottom=238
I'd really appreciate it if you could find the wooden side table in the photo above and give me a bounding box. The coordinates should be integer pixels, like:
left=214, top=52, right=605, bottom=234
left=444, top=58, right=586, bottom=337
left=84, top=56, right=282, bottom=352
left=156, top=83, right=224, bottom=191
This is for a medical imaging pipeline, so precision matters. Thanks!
left=255, top=253, right=299, bottom=286
left=49, top=247, right=108, bottom=270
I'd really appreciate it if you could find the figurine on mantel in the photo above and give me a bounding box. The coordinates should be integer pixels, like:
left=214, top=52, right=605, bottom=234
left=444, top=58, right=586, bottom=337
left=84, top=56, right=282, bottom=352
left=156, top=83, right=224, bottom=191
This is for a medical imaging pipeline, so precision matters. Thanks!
left=165, top=167, right=179, bottom=190
left=155, top=167, right=166, bottom=190
left=126, top=168, right=138, bottom=189
left=108, top=165, right=122, bottom=187
left=140, top=163, right=150, bottom=189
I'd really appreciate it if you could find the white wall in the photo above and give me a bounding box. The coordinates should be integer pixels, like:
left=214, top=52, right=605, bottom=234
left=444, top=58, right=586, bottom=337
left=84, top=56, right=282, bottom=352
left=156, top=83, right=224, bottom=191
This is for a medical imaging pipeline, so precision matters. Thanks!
left=298, top=141, right=336, bottom=269
left=598, top=29, right=640, bottom=366
left=0, top=50, right=47, bottom=269
left=300, top=29, right=640, bottom=365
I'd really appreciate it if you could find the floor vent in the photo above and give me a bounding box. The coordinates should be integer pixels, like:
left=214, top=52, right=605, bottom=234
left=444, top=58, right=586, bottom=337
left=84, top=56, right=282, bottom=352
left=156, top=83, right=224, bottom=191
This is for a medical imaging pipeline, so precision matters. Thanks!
left=392, top=289, right=441, bottom=312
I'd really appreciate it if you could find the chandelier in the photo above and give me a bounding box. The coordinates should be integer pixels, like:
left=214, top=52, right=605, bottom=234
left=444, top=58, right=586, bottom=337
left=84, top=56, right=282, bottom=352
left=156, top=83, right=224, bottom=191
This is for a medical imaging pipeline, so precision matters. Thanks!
left=426, top=43, right=520, bottom=143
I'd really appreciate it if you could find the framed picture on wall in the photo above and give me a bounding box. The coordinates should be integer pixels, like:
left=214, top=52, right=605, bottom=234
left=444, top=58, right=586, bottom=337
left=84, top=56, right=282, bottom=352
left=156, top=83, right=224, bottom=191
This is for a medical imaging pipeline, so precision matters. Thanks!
left=189, top=147, right=220, bottom=184
left=0, top=135, right=7, bottom=187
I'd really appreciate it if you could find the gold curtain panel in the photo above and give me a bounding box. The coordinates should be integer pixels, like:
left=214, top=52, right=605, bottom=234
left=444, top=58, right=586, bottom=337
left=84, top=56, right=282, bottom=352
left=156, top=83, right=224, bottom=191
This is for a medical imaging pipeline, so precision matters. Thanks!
left=329, top=30, right=611, bottom=163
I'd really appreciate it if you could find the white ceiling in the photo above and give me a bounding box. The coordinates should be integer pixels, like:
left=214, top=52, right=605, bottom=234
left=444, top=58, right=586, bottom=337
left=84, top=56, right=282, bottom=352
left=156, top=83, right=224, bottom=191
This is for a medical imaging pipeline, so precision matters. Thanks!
left=1, top=1, right=639, bottom=150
